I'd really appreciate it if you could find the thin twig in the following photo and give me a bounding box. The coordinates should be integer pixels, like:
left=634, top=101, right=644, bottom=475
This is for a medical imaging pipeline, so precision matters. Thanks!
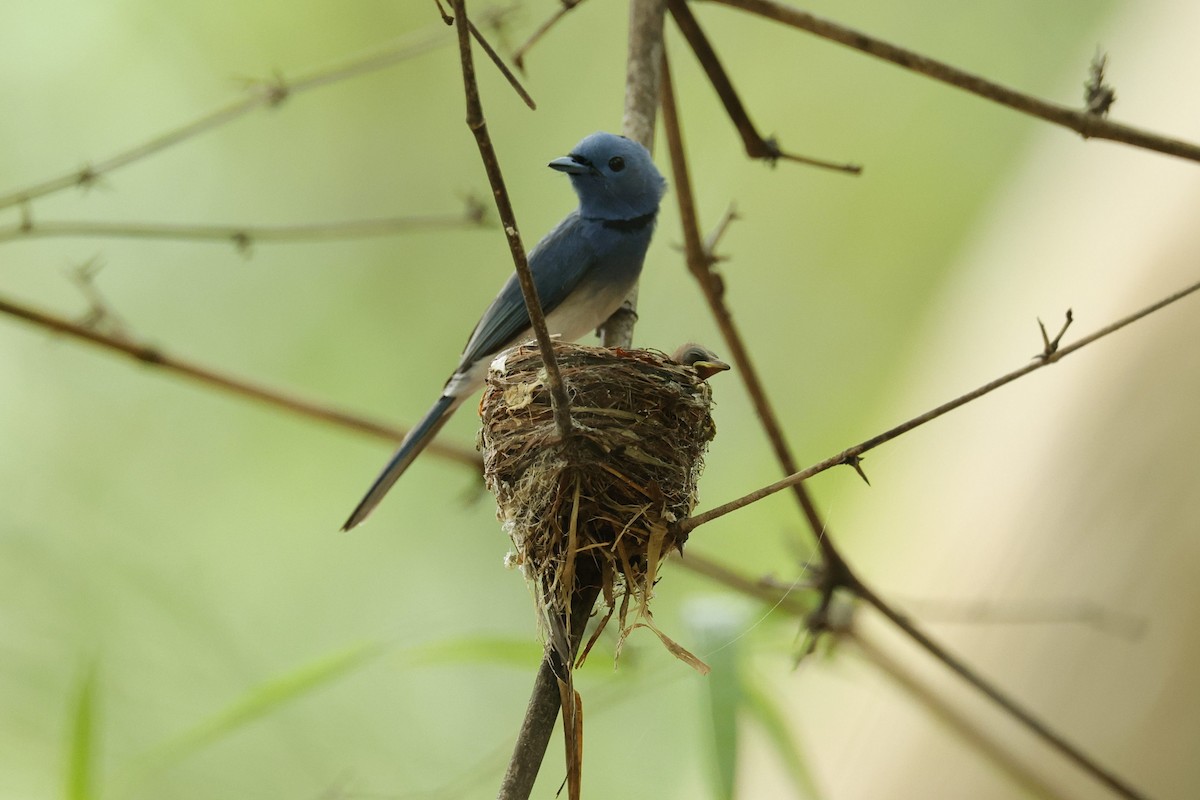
left=0, top=293, right=482, bottom=468
left=0, top=18, right=510, bottom=212
left=672, top=550, right=812, bottom=616
left=854, top=581, right=1148, bottom=799
left=848, top=627, right=1073, bottom=800
left=468, top=18, right=537, bottom=109
left=450, top=0, right=573, bottom=441
left=436, top=0, right=538, bottom=108
left=660, top=48, right=851, bottom=577
left=682, top=279, right=1200, bottom=532
left=665, top=0, right=860, bottom=174
left=0, top=207, right=488, bottom=250
left=705, top=0, right=1200, bottom=164
left=497, top=584, right=601, bottom=800
left=599, top=0, right=667, bottom=350
left=511, top=1, right=588, bottom=72
left=664, top=43, right=1158, bottom=797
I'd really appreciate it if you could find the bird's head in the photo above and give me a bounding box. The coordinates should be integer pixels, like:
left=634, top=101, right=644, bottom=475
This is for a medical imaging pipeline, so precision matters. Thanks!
left=548, top=132, right=667, bottom=222
left=671, top=343, right=732, bottom=381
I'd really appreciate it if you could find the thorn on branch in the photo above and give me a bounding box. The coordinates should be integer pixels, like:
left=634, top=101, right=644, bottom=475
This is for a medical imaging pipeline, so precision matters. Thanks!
left=263, top=72, right=290, bottom=107
left=1085, top=50, right=1117, bottom=117
left=19, top=203, right=32, bottom=233
left=231, top=230, right=253, bottom=254
left=1036, top=309, right=1074, bottom=361
left=76, top=164, right=99, bottom=191
left=68, top=258, right=129, bottom=337
left=701, top=202, right=739, bottom=264
left=461, top=192, right=489, bottom=225
left=843, top=455, right=870, bottom=485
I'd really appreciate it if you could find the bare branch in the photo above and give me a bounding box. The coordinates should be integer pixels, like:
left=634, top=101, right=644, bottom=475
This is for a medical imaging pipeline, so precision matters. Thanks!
left=512, top=1, right=589, bottom=72
left=598, top=0, right=668, bottom=350
left=854, top=580, right=1149, bottom=800
left=0, top=15, right=517, bottom=211
left=0, top=292, right=482, bottom=469
left=467, top=17, right=537, bottom=109
left=666, top=0, right=860, bottom=174
left=450, top=0, right=573, bottom=441
left=437, top=0, right=538, bottom=108
left=0, top=205, right=488, bottom=251
left=660, top=49, right=849, bottom=575
left=706, top=0, right=1200, bottom=164
left=681, top=278, right=1200, bottom=534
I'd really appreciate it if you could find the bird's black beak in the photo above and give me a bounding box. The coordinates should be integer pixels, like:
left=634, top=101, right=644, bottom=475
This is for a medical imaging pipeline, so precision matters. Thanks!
left=548, top=155, right=592, bottom=175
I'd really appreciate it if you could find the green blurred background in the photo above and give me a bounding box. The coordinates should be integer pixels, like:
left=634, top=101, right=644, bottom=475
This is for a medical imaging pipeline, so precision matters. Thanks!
left=4, top=1, right=1199, bottom=798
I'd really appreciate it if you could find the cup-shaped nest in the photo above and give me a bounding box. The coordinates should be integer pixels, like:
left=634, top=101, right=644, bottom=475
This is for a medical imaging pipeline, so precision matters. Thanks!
left=480, top=342, right=717, bottom=655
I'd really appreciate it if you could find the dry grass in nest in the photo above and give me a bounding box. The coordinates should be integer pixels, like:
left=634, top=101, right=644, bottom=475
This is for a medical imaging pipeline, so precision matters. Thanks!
left=480, top=342, right=717, bottom=672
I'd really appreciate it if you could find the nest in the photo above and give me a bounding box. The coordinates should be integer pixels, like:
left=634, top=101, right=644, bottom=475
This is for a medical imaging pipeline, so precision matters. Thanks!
left=480, top=342, right=716, bottom=670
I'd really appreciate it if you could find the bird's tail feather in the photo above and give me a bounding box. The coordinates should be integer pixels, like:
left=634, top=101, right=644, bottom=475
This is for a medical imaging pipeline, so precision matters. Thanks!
left=341, top=394, right=459, bottom=531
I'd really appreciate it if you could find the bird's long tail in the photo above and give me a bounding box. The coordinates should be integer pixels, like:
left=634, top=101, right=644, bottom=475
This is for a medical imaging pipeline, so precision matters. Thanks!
left=341, top=394, right=459, bottom=530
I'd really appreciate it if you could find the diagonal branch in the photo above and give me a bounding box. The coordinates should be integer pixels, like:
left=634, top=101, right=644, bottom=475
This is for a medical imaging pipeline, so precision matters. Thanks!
left=449, top=0, right=573, bottom=441
left=0, top=293, right=482, bottom=469
left=705, top=0, right=1200, bottom=164
left=0, top=17, right=515, bottom=211
left=666, top=0, right=860, bottom=173
left=663, top=43, right=1157, bottom=799
left=435, top=0, right=538, bottom=109
left=660, top=47, right=852, bottom=582
left=512, top=0, right=590, bottom=72
left=681, top=276, right=1200, bottom=534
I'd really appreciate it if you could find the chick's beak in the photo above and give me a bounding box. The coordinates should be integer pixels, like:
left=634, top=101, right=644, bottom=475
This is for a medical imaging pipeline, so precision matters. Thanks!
left=691, top=359, right=731, bottom=381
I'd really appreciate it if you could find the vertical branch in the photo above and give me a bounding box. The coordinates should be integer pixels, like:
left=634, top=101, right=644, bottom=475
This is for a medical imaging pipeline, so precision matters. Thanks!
left=498, top=5, right=667, bottom=798
left=450, top=0, right=573, bottom=440
left=600, top=0, right=667, bottom=349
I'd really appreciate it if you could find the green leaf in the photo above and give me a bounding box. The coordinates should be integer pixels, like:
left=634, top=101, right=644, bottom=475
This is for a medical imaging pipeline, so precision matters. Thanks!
left=686, top=598, right=753, bottom=800
left=741, top=674, right=821, bottom=799
left=117, top=641, right=382, bottom=794
left=64, top=662, right=99, bottom=800
left=705, top=643, right=740, bottom=800
left=401, top=635, right=544, bottom=669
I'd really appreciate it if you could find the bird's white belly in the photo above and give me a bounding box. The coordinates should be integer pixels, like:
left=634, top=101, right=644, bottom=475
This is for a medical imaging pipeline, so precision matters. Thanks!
left=444, top=277, right=632, bottom=399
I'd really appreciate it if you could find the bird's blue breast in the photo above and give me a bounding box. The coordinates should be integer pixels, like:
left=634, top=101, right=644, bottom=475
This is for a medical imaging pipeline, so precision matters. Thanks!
left=454, top=212, right=655, bottom=376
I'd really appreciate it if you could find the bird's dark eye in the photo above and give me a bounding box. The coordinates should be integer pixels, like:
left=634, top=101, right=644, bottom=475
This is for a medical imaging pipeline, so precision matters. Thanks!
left=608, top=156, right=625, bottom=172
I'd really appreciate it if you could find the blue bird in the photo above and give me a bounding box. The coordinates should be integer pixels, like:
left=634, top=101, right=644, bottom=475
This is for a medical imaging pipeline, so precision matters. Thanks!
left=342, top=132, right=667, bottom=530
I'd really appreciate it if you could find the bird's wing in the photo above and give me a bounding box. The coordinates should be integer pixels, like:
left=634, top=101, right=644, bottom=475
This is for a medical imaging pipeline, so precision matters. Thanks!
left=456, top=213, right=596, bottom=371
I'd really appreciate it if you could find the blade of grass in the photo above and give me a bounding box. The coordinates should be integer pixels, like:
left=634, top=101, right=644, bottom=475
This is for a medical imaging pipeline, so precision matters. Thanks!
left=689, top=600, right=747, bottom=800
left=741, top=675, right=822, bottom=799
left=64, top=662, right=99, bottom=800
left=115, top=641, right=382, bottom=794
